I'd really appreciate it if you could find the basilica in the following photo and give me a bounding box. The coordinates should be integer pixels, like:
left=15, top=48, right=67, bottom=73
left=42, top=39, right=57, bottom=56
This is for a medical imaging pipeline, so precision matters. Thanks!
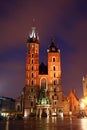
left=15, top=27, right=79, bottom=117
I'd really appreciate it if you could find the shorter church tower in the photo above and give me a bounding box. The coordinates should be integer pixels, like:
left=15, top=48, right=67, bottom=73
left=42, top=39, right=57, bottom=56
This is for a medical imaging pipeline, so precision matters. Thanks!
left=47, top=38, right=63, bottom=114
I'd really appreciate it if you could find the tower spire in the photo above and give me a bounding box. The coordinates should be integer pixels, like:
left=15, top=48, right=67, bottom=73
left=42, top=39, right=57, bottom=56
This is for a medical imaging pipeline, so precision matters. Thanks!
left=29, top=18, right=36, bottom=38
left=27, top=19, right=39, bottom=43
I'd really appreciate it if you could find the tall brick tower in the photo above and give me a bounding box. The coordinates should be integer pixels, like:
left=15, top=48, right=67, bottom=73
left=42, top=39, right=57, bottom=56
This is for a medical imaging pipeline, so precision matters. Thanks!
left=23, top=27, right=40, bottom=117
left=26, top=27, right=39, bottom=87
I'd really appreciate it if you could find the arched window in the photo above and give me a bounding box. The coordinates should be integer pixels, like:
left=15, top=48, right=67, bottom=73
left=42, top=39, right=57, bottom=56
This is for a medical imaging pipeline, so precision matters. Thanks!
left=54, top=80, right=57, bottom=85
left=53, top=66, right=56, bottom=71
left=32, top=66, right=33, bottom=70
left=54, top=73, right=56, bottom=77
left=41, top=78, right=46, bottom=89
left=31, top=80, right=34, bottom=85
left=32, top=60, right=33, bottom=64
left=52, top=57, right=56, bottom=62
left=32, top=73, right=34, bottom=78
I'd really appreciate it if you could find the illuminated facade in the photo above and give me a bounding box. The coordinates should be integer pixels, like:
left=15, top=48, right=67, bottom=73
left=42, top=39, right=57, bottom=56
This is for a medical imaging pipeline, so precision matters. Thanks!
left=68, top=90, right=79, bottom=115
left=21, top=27, right=70, bottom=117
left=82, top=75, right=87, bottom=97
left=81, top=75, right=87, bottom=115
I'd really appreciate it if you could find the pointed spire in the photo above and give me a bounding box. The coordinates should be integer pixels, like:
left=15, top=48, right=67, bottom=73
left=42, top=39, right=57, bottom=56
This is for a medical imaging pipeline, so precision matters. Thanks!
left=29, top=27, right=36, bottom=38
left=27, top=19, right=39, bottom=43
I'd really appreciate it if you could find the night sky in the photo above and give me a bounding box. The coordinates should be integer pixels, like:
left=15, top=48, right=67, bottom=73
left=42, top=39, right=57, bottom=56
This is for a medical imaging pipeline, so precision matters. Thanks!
left=0, top=0, right=87, bottom=99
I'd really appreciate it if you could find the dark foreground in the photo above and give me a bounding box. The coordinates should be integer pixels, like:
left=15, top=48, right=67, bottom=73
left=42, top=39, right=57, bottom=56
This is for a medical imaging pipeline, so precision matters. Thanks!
left=0, top=117, right=87, bottom=130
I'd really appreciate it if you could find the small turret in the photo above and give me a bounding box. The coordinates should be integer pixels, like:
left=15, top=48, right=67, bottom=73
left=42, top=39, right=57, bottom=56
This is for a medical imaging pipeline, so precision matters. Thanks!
left=47, top=38, right=59, bottom=52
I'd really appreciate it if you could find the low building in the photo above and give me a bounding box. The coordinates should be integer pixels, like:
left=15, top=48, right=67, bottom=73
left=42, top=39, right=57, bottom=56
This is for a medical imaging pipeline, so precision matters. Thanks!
left=0, top=96, right=15, bottom=117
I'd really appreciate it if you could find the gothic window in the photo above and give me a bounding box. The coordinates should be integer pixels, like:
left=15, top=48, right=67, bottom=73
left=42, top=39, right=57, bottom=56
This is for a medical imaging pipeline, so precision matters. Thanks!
left=54, top=73, right=56, bottom=77
left=32, top=80, right=34, bottom=85
left=41, top=78, right=46, bottom=89
left=54, top=80, right=57, bottom=85
left=52, top=57, right=56, bottom=62
left=32, top=66, right=33, bottom=70
left=52, top=95, right=54, bottom=100
left=32, top=73, right=34, bottom=78
left=32, top=60, right=33, bottom=64
left=53, top=66, right=56, bottom=71
left=54, top=88, right=56, bottom=92
left=55, top=102, right=56, bottom=105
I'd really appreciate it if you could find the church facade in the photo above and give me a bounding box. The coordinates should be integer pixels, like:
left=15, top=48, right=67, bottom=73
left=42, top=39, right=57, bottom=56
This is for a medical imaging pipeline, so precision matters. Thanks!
left=21, top=27, right=70, bottom=117
left=16, top=27, right=79, bottom=117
